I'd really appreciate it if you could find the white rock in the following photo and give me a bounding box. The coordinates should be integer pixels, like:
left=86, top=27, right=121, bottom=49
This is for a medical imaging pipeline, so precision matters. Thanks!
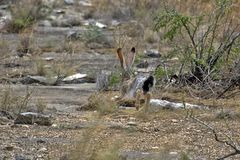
left=169, top=151, right=178, bottom=155
left=95, top=22, right=107, bottom=28
left=171, top=119, right=178, bottom=123
left=79, top=0, right=92, bottom=6
left=127, top=121, right=137, bottom=126
left=150, top=99, right=206, bottom=109
left=62, top=73, right=87, bottom=82
left=111, top=20, right=121, bottom=26
left=38, top=20, right=52, bottom=27
left=52, top=124, right=57, bottom=127
left=111, top=95, right=119, bottom=100
left=38, top=147, right=48, bottom=152
left=42, top=57, right=54, bottom=61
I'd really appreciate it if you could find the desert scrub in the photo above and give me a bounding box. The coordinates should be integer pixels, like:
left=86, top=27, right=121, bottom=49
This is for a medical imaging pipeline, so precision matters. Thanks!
left=153, top=0, right=240, bottom=84
left=85, top=92, right=117, bottom=115
left=154, top=66, right=167, bottom=81
left=0, top=40, right=11, bottom=60
left=68, top=123, right=121, bottom=160
left=34, top=55, right=76, bottom=78
left=36, top=99, right=47, bottom=113
left=8, top=0, right=50, bottom=33
left=0, top=86, right=32, bottom=115
left=34, top=57, right=47, bottom=76
left=81, top=25, right=104, bottom=43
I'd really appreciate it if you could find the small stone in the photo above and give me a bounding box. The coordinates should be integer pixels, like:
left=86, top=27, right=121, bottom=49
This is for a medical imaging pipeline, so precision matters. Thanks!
left=96, top=70, right=111, bottom=91
left=62, top=73, right=87, bottom=82
left=66, top=30, right=80, bottom=40
left=37, top=139, right=46, bottom=144
left=14, top=112, right=52, bottom=126
left=129, top=117, right=136, bottom=121
left=95, top=22, right=107, bottom=29
left=79, top=1, right=92, bottom=6
left=111, top=95, right=119, bottom=100
left=52, top=123, right=57, bottom=127
left=64, top=0, right=74, bottom=5
left=42, top=57, right=54, bottom=61
left=169, top=151, right=178, bottom=155
left=38, top=147, right=48, bottom=153
left=136, top=60, right=149, bottom=68
left=144, top=49, right=161, bottom=58
left=171, top=119, right=178, bottom=123
left=21, top=125, right=30, bottom=129
left=127, top=121, right=137, bottom=126
left=38, top=20, right=52, bottom=27
left=111, top=20, right=121, bottom=26
left=53, top=9, right=65, bottom=14
left=15, top=155, right=32, bottom=160
left=4, top=146, right=14, bottom=151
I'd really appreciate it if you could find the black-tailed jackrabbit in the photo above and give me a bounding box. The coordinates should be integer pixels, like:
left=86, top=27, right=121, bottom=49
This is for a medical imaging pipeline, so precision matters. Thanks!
left=116, top=47, right=154, bottom=111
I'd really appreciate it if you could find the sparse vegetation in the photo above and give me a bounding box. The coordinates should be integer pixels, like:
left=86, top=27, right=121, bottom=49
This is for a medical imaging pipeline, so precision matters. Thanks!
left=153, top=0, right=240, bottom=88
left=0, top=86, right=32, bottom=115
left=68, top=123, right=121, bottom=160
left=0, top=0, right=240, bottom=159
left=0, top=40, right=11, bottom=60
left=34, top=55, right=76, bottom=79
left=34, top=57, right=47, bottom=76
left=36, top=98, right=47, bottom=113
left=81, top=25, right=104, bottom=43
left=7, top=0, right=50, bottom=33
left=85, top=92, right=117, bottom=115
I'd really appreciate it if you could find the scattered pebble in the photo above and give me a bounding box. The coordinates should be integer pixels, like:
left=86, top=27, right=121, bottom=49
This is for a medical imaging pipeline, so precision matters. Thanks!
left=127, top=121, right=137, bottom=126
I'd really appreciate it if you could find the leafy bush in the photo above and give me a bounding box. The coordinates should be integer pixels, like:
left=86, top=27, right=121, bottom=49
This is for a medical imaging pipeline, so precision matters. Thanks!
left=153, top=0, right=240, bottom=83
left=154, top=66, right=166, bottom=80
left=154, top=65, right=174, bottom=83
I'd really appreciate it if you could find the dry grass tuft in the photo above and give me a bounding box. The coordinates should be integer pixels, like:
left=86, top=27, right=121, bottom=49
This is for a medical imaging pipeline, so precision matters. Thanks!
left=67, top=124, right=121, bottom=160
left=7, top=0, right=48, bottom=33
left=36, top=98, right=47, bottom=113
left=0, top=86, right=32, bottom=115
left=82, top=92, right=117, bottom=115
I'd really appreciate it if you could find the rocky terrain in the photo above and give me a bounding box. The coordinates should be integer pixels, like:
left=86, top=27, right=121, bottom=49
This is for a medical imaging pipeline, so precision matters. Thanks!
left=0, top=0, right=240, bottom=160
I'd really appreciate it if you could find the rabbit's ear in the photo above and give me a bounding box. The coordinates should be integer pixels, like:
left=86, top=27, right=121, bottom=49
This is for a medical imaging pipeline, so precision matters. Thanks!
left=117, top=48, right=125, bottom=69
left=126, top=47, right=136, bottom=69
left=131, top=47, right=135, bottom=53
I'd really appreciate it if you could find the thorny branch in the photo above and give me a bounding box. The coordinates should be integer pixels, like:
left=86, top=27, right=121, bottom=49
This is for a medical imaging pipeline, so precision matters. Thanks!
left=187, top=110, right=240, bottom=159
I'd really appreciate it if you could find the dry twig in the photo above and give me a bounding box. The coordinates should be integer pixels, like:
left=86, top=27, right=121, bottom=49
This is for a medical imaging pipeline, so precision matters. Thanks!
left=187, top=110, right=240, bottom=160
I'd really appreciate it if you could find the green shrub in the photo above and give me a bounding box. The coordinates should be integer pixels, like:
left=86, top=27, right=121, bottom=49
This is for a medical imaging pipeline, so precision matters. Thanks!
left=81, top=25, right=104, bottom=43
left=154, top=66, right=166, bottom=80
left=153, top=0, right=240, bottom=82
left=180, top=152, right=191, bottom=160
left=109, top=72, right=121, bottom=87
